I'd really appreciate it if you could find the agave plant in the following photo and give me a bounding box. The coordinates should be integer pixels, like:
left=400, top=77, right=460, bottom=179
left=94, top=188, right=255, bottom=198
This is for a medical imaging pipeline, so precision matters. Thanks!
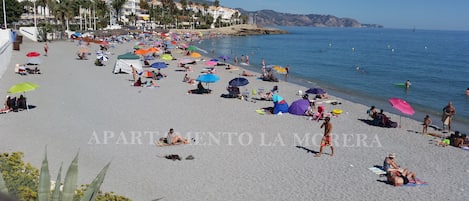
left=0, top=150, right=112, bottom=201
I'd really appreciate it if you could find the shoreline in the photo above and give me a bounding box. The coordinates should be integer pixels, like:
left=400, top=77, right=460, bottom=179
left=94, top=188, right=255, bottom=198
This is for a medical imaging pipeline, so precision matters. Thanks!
left=1, top=36, right=468, bottom=201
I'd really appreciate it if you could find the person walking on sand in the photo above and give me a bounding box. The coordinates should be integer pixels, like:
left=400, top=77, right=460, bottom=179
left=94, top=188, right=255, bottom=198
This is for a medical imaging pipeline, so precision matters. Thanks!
left=315, top=117, right=334, bottom=157
left=130, top=65, right=137, bottom=81
left=441, top=101, right=456, bottom=132
left=285, top=65, right=290, bottom=81
left=422, top=115, right=432, bottom=134
left=44, top=42, right=49, bottom=56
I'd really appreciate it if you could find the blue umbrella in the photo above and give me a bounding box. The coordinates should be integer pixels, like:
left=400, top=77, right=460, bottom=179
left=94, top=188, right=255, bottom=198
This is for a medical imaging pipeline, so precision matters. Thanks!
left=218, top=55, right=230, bottom=61
left=219, top=55, right=230, bottom=60
left=228, top=77, right=249, bottom=87
left=197, top=74, right=220, bottom=83
left=210, top=58, right=219, bottom=62
left=144, top=55, right=155, bottom=60
left=306, top=88, right=326, bottom=94
left=26, top=57, right=42, bottom=65
left=150, top=62, right=167, bottom=69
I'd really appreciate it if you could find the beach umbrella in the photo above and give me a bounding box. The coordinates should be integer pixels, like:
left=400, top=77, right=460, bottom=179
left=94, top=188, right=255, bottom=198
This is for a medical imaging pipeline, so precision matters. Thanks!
left=306, top=88, right=326, bottom=95
left=144, top=55, right=155, bottom=60
left=228, top=77, right=249, bottom=87
left=146, top=47, right=159, bottom=53
left=187, top=45, right=197, bottom=51
left=205, top=61, right=217, bottom=66
left=150, top=62, right=167, bottom=69
left=134, top=45, right=143, bottom=49
left=197, top=74, right=220, bottom=89
left=97, top=54, right=109, bottom=62
left=26, top=51, right=40, bottom=57
left=218, top=55, right=231, bottom=61
left=135, top=41, right=145, bottom=46
left=389, top=97, right=414, bottom=128
left=389, top=98, right=414, bottom=115
left=197, top=74, right=220, bottom=83
left=179, top=58, right=195, bottom=64
left=99, top=41, right=109, bottom=46
left=190, top=52, right=201, bottom=58
left=8, top=82, right=39, bottom=94
left=26, top=57, right=42, bottom=65
left=160, top=54, right=173, bottom=61
left=134, top=49, right=148, bottom=55
left=8, top=82, right=39, bottom=111
left=210, top=58, right=219, bottom=62
left=288, top=99, right=310, bottom=115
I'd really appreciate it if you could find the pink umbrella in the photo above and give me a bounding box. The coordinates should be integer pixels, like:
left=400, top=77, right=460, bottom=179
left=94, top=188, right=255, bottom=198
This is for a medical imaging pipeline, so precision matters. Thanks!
left=389, top=98, right=414, bottom=128
left=205, top=61, right=217, bottom=66
left=389, top=98, right=414, bottom=115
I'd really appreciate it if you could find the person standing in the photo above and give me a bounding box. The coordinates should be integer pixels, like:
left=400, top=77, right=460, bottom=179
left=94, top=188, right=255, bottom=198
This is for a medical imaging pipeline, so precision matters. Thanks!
left=405, top=80, right=411, bottom=89
left=261, top=58, right=265, bottom=67
left=441, top=101, right=456, bottom=132
left=422, top=115, right=432, bottom=134
left=285, top=65, right=290, bottom=81
left=44, top=42, right=49, bottom=56
left=315, top=117, right=334, bottom=157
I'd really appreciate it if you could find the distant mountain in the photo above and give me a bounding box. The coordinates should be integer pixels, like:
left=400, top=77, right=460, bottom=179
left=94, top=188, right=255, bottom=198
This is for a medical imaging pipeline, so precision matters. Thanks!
left=237, top=9, right=382, bottom=28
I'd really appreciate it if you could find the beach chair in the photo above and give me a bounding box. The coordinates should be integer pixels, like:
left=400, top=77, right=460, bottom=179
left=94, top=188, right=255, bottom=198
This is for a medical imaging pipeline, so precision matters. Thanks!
left=226, top=86, right=240, bottom=98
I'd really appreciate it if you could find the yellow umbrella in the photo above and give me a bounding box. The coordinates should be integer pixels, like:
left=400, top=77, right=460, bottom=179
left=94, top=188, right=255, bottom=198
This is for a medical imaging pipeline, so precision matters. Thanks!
left=8, top=82, right=39, bottom=111
left=160, top=54, right=173, bottom=61
left=190, top=52, right=201, bottom=58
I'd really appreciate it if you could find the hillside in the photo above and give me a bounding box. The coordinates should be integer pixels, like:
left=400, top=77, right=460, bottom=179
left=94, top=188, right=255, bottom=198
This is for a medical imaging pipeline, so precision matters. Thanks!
left=238, top=9, right=382, bottom=28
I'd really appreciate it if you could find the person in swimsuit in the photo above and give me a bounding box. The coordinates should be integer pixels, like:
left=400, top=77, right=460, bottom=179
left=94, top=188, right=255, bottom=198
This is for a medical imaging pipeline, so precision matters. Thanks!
left=166, top=128, right=189, bottom=145
left=315, top=117, right=334, bottom=157
left=386, top=169, right=419, bottom=186
left=441, top=101, right=456, bottom=132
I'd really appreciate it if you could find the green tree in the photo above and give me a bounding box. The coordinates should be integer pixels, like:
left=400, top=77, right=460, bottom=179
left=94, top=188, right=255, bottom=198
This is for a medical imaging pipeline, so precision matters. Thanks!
left=49, top=0, right=74, bottom=37
left=0, top=0, right=24, bottom=25
left=111, top=0, right=126, bottom=22
left=214, top=0, right=220, bottom=7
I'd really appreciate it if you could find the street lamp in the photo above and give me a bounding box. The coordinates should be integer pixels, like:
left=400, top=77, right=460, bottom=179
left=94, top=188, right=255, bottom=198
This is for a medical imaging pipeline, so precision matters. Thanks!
left=2, top=0, right=6, bottom=28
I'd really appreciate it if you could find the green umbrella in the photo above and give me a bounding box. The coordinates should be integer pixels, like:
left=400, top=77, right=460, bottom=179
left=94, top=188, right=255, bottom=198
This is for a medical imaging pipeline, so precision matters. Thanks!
left=8, top=82, right=39, bottom=94
left=187, top=46, right=197, bottom=51
left=160, top=54, right=173, bottom=61
left=8, top=82, right=39, bottom=111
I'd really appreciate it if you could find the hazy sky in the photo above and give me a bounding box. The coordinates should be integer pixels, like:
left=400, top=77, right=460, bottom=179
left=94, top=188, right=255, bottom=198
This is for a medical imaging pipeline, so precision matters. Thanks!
left=222, top=0, right=469, bottom=31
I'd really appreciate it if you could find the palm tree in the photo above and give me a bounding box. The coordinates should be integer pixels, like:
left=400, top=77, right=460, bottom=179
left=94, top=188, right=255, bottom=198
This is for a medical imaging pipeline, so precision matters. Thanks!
left=49, top=0, right=73, bottom=38
left=111, top=0, right=126, bottom=23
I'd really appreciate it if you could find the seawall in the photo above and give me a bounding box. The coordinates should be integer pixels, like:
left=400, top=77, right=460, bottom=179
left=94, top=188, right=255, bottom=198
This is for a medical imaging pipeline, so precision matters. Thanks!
left=0, top=29, right=13, bottom=79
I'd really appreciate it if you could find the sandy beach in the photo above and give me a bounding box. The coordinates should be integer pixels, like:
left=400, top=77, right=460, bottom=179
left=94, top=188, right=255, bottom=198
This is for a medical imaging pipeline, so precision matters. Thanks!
left=1, top=37, right=468, bottom=201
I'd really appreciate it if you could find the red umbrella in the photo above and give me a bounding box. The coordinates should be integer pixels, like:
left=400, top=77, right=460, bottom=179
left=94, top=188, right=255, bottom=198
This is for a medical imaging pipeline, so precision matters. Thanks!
left=26, top=52, right=40, bottom=57
left=389, top=98, right=414, bottom=115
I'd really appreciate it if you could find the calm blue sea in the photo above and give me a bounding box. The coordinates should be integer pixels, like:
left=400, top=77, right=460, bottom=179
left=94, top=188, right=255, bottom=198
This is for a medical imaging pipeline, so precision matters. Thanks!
left=196, top=27, right=469, bottom=131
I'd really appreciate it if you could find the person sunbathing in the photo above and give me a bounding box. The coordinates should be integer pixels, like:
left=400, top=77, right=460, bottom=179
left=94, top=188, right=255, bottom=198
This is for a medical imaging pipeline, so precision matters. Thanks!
left=241, top=70, right=255, bottom=77
left=258, top=92, right=273, bottom=100
left=145, top=80, right=160, bottom=88
left=134, top=77, right=143, bottom=87
left=167, top=128, right=189, bottom=145
left=182, top=74, right=196, bottom=84
left=386, top=169, right=420, bottom=186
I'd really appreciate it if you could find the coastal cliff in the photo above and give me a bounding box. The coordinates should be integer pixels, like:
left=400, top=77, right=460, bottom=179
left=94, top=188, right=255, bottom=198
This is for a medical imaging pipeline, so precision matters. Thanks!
left=171, top=24, right=288, bottom=36
left=239, top=9, right=383, bottom=28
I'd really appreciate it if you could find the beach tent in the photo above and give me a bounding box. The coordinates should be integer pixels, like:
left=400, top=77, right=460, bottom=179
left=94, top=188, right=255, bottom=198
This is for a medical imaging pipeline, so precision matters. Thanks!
left=113, top=53, right=143, bottom=74
left=272, top=94, right=289, bottom=114
left=288, top=99, right=309, bottom=115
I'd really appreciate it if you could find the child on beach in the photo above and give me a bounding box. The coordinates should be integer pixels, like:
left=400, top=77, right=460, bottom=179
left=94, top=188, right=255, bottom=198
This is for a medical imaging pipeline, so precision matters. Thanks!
left=422, top=115, right=432, bottom=134
left=315, top=117, right=334, bottom=157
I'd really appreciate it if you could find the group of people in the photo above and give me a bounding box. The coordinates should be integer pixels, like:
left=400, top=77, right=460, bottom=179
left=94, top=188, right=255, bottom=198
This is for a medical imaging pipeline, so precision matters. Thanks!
left=367, top=106, right=397, bottom=128
left=1, top=95, right=27, bottom=113
left=383, top=153, right=421, bottom=186
left=16, top=64, right=41, bottom=75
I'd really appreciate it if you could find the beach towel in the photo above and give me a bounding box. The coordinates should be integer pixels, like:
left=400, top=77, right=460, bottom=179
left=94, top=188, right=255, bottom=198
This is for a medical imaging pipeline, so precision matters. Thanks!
left=368, top=167, right=386, bottom=175
left=403, top=178, right=428, bottom=187
left=256, top=109, right=266, bottom=115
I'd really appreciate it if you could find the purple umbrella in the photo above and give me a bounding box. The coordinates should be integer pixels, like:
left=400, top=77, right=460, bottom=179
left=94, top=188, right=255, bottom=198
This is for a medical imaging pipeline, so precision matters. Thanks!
left=288, top=99, right=310, bottom=115
left=305, top=88, right=326, bottom=94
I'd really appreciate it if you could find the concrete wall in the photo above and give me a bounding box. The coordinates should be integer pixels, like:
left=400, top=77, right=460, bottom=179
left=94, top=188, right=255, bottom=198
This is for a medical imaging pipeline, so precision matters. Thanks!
left=0, top=29, right=13, bottom=79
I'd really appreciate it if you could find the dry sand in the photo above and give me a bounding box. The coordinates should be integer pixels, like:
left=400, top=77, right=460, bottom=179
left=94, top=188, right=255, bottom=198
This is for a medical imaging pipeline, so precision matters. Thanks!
left=1, top=38, right=468, bottom=201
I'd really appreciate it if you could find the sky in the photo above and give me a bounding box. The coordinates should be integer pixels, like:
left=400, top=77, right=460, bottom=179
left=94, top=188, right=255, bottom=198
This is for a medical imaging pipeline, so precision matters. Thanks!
left=221, top=0, right=469, bottom=31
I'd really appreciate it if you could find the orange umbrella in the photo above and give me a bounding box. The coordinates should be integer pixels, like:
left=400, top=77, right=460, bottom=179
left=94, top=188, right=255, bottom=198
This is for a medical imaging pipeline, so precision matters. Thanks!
left=146, top=47, right=159, bottom=53
left=190, top=52, right=201, bottom=58
left=134, top=49, right=148, bottom=55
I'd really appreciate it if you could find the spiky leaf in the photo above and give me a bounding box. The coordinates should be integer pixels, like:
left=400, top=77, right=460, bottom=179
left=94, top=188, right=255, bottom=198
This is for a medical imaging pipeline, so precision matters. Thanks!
left=79, top=162, right=111, bottom=201
left=0, top=170, right=7, bottom=193
left=52, top=163, right=63, bottom=201
left=38, top=149, right=51, bottom=201
left=61, top=151, right=79, bottom=201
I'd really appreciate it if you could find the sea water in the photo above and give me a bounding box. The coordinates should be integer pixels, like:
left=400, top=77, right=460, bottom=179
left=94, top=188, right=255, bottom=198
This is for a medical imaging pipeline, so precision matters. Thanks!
left=195, top=27, right=469, bottom=132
